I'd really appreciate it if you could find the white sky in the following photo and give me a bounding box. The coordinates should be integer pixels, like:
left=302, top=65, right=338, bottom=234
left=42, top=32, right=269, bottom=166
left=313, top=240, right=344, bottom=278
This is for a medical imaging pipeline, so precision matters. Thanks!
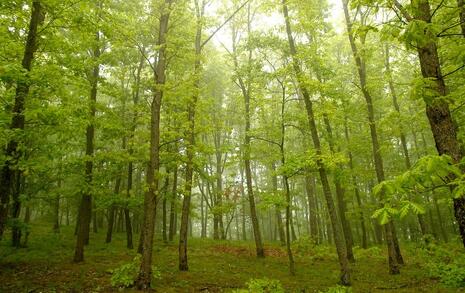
left=206, top=0, right=345, bottom=49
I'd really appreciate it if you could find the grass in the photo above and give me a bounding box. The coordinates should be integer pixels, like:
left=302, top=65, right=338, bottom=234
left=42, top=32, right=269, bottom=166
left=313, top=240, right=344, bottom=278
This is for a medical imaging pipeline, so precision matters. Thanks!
left=0, top=222, right=463, bottom=292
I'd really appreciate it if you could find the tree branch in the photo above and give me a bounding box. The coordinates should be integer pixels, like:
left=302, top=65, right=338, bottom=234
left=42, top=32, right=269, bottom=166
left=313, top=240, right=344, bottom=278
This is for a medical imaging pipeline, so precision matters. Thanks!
left=201, top=0, right=252, bottom=48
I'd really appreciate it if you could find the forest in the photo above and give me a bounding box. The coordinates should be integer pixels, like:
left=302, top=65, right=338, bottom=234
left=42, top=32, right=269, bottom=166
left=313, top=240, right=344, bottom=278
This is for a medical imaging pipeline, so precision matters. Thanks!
left=1, top=0, right=465, bottom=292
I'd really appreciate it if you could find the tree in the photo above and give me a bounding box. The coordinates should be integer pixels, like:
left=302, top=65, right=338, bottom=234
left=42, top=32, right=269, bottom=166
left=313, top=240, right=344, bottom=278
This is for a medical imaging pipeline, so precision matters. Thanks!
left=135, top=0, right=174, bottom=288
left=282, top=0, right=351, bottom=285
left=0, top=0, right=45, bottom=245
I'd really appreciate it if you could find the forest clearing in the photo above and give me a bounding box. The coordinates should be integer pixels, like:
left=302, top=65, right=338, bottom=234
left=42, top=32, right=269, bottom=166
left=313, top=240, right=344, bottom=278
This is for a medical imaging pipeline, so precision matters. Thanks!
left=1, top=0, right=465, bottom=292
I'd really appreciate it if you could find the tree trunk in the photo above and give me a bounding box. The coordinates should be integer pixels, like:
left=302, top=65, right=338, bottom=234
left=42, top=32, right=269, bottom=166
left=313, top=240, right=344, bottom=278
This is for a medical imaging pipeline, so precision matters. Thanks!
left=162, top=174, right=170, bottom=243
left=434, top=196, right=449, bottom=242
left=305, top=175, right=320, bottom=243
left=0, top=1, right=45, bottom=242
left=232, top=8, right=265, bottom=258
left=23, top=205, right=31, bottom=247
left=214, top=134, right=226, bottom=240
left=53, top=196, right=60, bottom=233
left=410, top=0, right=465, bottom=248
left=74, top=29, right=101, bottom=262
left=123, top=55, right=143, bottom=250
left=282, top=0, right=350, bottom=284
left=169, top=166, right=178, bottom=241
left=135, top=1, right=173, bottom=288
left=271, top=163, right=286, bottom=246
left=342, top=0, right=402, bottom=273
left=179, top=1, right=203, bottom=271
left=343, top=118, right=368, bottom=248
left=283, top=174, right=295, bottom=274
left=323, top=113, right=355, bottom=262
left=240, top=164, right=247, bottom=241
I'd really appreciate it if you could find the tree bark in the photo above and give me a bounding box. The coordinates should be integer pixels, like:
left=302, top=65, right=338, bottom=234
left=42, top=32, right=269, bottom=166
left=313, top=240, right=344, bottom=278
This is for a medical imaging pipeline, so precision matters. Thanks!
left=282, top=0, right=350, bottom=284
left=135, top=0, right=173, bottom=288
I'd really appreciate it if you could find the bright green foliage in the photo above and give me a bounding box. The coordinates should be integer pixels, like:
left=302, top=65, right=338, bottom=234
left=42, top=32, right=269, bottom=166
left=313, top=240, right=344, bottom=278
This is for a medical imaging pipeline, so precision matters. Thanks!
left=110, top=255, right=161, bottom=288
left=372, top=155, right=465, bottom=224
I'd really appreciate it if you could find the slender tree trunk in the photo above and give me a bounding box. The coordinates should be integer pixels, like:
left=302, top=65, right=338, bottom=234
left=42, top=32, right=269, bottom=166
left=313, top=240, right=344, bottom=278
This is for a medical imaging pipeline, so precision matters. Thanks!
left=74, top=30, right=101, bottom=262
left=169, top=166, right=178, bottom=241
left=323, top=113, right=355, bottom=262
left=305, top=175, right=319, bottom=241
left=23, top=204, right=31, bottom=247
left=53, top=191, right=61, bottom=233
left=179, top=1, right=203, bottom=270
left=0, top=1, right=45, bottom=242
left=271, top=163, right=286, bottom=246
left=240, top=165, right=247, bottom=241
left=282, top=0, right=350, bottom=284
left=277, top=84, right=295, bottom=274
left=106, top=177, right=121, bottom=243
left=123, top=55, right=143, bottom=250
left=162, top=174, right=169, bottom=243
left=342, top=0, right=402, bottom=273
left=434, top=196, right=448, bottom=242
left=343, top=119, right=368, bottom=248
left=283, top=171, right=295, bottom=274
left=214, top=134, right=226, bottom=240
left=200, top=191, right=206, bottom=238
left=232, top=9, right=265, bottom=258
left=135, top=1, right=173, bottom=288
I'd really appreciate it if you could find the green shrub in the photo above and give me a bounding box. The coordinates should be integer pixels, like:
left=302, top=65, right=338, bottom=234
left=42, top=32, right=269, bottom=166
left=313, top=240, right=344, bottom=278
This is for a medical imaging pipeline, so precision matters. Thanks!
left=427, top=262, right=465, bottom=288
left=291, top=235, right=316, bottom=256
left=110, top=255, right=161, bottom=288
left=417, top=242, right=465, bottom=288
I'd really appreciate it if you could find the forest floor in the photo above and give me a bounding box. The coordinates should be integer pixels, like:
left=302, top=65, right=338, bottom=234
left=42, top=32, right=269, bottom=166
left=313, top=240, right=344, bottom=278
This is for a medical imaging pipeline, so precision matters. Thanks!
left=0, top=223, right=464, bottom=292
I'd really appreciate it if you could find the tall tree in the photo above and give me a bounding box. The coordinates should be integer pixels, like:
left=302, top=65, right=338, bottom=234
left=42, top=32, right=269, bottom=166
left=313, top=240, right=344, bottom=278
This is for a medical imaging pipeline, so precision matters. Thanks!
left=392, top=0, right=465, bottom=248
left=135, top=0, right=174, bottom=288
left=341, top=0, right=403, bottom=274
left=0, top=1, right=45, bottom=244
left=282, top=0, right=350, bottom=285
left=74, top=20, right=102, bottom=262
left=231, top=3, right=265, bottom=258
